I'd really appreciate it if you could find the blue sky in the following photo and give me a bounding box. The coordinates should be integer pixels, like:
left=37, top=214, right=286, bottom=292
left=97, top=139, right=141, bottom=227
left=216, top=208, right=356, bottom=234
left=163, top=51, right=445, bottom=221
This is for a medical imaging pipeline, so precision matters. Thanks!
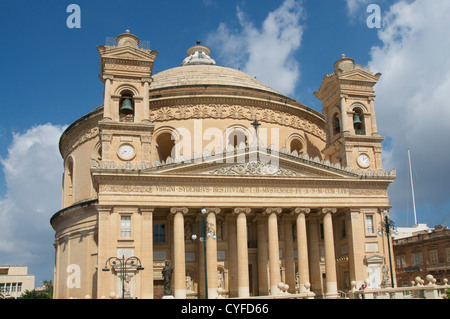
left=0, top=0, right=449, bottom=286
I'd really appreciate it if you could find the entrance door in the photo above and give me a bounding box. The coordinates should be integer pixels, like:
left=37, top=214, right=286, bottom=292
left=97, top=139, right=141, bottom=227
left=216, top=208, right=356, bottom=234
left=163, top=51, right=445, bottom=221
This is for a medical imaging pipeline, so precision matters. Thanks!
left=154, top=280, right=164, bottom=299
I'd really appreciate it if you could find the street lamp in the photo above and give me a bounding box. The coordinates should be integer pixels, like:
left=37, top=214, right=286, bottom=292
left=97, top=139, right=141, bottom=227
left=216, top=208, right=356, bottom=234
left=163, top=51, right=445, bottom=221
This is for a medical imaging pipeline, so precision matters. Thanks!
left=378, top=209, right=398, bottom=288
left=191, top=208, right=216, bottom=299
left=102, top=255, right=144, bottom=299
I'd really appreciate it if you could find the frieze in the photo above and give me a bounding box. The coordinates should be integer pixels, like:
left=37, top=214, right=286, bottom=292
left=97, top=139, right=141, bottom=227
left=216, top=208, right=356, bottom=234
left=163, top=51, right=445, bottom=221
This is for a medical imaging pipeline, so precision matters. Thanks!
left=348, top=188, right=387, bottom=196
left=99, top=184, right=153, bottom=193
left=62, top=123, right=100, bottom=158
left=100, top=184, right=351, bottom=196
left=149, top=104, right=326, bottom=142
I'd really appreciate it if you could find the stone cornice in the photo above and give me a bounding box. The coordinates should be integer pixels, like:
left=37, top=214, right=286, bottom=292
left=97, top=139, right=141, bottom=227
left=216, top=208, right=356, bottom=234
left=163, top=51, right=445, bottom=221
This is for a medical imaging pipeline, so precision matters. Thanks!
left=50, top=198, right=98, bottom=230
left=59, top=107, right=103, bottom=158
left=98, top=119, right=155, bottom=134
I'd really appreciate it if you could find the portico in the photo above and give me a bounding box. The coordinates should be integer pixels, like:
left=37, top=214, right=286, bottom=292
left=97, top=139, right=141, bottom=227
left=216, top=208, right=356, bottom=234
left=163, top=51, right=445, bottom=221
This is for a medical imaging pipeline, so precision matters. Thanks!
left=90, top=147, right=395, bottom=299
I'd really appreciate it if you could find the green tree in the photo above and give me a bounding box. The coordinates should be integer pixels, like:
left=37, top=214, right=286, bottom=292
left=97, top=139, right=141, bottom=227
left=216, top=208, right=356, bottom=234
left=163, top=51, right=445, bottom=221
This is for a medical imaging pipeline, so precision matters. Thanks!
left=20, top=290, right=51, bottom=299
left=20, top=280, right=53, bottom=299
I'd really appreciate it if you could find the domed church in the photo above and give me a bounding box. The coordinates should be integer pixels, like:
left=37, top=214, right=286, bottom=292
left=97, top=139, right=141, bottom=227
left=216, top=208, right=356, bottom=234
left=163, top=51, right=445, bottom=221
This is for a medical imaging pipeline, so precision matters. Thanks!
left=51, top=30, right=396, bottom=299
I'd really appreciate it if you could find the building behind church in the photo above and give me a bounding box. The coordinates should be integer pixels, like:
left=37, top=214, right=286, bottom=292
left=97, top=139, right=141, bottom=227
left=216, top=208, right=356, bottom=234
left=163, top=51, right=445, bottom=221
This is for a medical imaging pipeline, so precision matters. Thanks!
left=50, top=31, right=396, bottom=299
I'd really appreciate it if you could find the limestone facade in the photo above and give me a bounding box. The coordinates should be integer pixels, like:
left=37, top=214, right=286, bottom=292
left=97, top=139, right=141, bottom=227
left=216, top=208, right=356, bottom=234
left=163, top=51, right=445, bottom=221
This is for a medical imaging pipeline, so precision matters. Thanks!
left=51, top=31, right=396, bottom=299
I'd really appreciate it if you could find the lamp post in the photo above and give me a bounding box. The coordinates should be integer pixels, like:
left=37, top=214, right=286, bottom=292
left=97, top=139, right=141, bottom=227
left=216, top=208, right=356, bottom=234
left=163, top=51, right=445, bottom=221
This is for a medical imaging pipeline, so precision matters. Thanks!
left=378, top=209, right=398, bottom=288
left=102, top=255, right=144, bottom=299
left=191, top=208, right=216, bottom=299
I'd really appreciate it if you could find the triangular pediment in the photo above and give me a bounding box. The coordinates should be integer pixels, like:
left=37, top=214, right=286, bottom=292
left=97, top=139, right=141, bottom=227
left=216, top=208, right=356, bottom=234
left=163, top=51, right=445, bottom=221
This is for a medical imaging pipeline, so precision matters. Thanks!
left=91, top=146, right=396, bottom=180
left=146, top=149, right=358, bottom=179
left=101, top=46, right=157, bottom=62
left=338, top=69, right=381, bottom=83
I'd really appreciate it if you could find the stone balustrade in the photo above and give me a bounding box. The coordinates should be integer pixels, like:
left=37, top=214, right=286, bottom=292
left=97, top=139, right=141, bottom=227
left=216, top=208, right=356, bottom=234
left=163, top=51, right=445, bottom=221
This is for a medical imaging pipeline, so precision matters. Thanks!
left=348, top=275, right=449, bottom=299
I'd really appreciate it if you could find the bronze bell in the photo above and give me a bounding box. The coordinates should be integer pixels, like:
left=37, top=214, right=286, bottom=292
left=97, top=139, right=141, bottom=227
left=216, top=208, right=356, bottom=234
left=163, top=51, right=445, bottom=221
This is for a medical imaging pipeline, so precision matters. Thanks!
left=120, top=98, right=134, bottom=115
left=333, top=119, right=340, bottom=129
left=353, top=113, right=362, bottom=125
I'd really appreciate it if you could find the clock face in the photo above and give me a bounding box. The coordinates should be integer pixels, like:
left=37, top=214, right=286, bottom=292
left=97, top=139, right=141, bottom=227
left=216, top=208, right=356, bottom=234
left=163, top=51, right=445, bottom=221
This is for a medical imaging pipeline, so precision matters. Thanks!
left=118, top=144, right=135, bottom=160
left=357, top=154, right=370, bottom=168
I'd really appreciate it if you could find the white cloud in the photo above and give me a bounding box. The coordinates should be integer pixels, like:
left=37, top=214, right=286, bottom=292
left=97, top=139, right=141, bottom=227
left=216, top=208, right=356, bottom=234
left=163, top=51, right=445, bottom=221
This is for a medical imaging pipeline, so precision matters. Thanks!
left=207, top=0, right=305, bottom=96
left=368, top=0, right=450, bottom=225
left=346, top=0, right=372, bottom=17
left=0, top=123, right=66, bottom=282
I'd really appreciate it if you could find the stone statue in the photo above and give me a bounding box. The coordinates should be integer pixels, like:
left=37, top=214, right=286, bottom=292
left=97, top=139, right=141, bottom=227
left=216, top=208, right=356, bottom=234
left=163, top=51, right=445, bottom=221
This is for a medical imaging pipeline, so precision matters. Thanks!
left=162, top=260, right=173, bottom=295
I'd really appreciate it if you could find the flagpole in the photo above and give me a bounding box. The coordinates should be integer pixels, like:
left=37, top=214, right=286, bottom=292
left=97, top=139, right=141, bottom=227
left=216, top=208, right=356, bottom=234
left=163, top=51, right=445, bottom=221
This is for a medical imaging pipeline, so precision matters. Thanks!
left=408, top=149, right=418, bottom=226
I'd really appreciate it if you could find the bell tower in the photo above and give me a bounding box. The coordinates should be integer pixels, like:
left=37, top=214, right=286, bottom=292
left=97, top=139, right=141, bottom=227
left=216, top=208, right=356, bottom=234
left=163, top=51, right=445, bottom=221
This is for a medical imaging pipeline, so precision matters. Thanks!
left=314, top=54, right=385, bottom=171
left=97, top=30, right=158, bottom=163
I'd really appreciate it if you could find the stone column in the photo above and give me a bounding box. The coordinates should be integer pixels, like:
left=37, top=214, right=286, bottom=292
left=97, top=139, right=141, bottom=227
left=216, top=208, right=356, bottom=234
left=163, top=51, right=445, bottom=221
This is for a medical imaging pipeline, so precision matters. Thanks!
left=96, top=205, right=113, bottom=299
left=170, top=207, right=188, bottom=299
left=140, top=207, right=154, bottom=299
left=142, top=78, right=151, bottom=123
left=340, top=94, right=349, bottom=133
left=346, top=209, right=366, bottom=289
left=205, top=207, right=220, bottom=299
left=308, top=215, right=321, bottom=294
left=255, top=215, right=269, bottom=296
left=265, top=207, right=282, bottom=295
left=226, top=214, right=238, bottom=297
left=282, top=214, right=295, bottom=293
left=102, top=75, right=113, bottom=120
left=369, top=97, right=378, bottom=136
left=234, top=207, right=251, bottom=297
left=322, top=208, right=338, bottom=298
left=292, top=208, right=310, bottom=293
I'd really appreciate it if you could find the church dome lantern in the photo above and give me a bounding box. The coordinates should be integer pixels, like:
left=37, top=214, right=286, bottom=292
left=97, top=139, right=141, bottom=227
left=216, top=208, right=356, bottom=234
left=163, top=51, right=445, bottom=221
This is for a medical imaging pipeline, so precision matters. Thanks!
left=182, top=41, right=216, bottom=66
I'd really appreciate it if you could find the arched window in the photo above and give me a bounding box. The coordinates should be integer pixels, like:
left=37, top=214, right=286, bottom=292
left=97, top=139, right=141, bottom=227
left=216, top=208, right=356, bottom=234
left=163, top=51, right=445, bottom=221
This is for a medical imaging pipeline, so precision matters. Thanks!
left=286, top=133, right=306, bottom=155
left=156, top=133, right=175, bottom=162
left=227, top=128, right=248, bottom=148
left=353, top=108, right=365, bottom=135
left=332, top=113, right=341, bottom=136
left=119, top=90, right=135, bottom=122
left=290, top=139, right=304, bottom=154
left=64, top=157, right=74, bottom=206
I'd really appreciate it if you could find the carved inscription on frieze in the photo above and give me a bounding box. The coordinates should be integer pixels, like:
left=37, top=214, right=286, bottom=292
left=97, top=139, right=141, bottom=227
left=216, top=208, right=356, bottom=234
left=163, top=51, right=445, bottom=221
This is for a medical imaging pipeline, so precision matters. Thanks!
left=99, top=183, right=388, bottom=197
left=150, top=185, right=348, bottom=196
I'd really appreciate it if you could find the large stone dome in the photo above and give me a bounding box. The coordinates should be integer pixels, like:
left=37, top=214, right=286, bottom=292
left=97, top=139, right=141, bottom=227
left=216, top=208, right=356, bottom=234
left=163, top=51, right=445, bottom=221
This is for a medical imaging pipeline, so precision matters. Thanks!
left=151, top=64, right=281, bottom=95
left=150, top=41, right=282, bottom=96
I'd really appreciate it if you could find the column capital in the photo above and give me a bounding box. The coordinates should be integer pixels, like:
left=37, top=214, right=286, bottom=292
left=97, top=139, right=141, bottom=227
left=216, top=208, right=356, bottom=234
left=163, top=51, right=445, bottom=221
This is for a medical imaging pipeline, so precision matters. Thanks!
left=291, top=207, right=311, bottom=215
left=102, top=74, right=114, bottom=81
left=95, top=204, right=113, bottom=213
left=142, top=76, right=153, bottom=84
left=140, top=206, right=154, bottom=221
left=139, top=206, right=155, bottom=213
left=234, top=207, right=251, bottom=215
left=203, top=207, right=221, bottom=215
left=321, top=208, right=337, bottom=215
left=264, top=207, right=282, bottom=215
left=170, top=207, right=189, bottom=215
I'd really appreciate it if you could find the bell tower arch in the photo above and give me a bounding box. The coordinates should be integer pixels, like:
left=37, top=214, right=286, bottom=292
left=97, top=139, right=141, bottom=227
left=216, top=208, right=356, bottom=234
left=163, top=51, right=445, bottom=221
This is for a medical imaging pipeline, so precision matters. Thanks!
left=314, top=54, right=385, bottom=171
